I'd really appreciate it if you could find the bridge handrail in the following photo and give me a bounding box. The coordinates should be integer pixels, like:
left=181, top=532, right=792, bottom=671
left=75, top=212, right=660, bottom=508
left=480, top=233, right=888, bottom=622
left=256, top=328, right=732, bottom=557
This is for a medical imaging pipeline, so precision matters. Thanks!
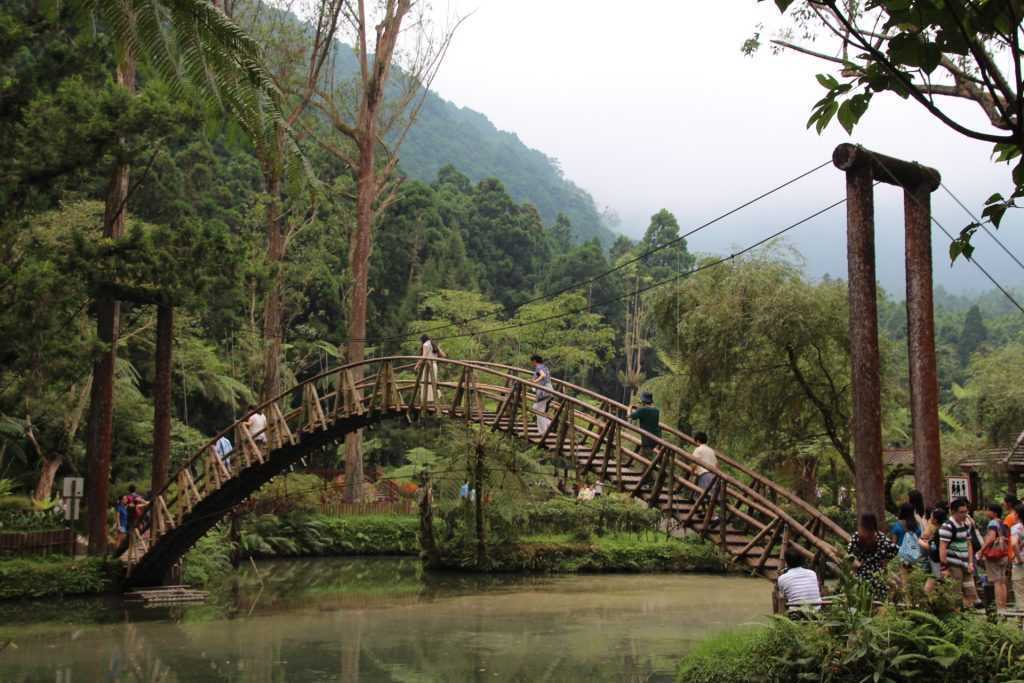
left=135, top=356, right=844, bottom=565
left=456, top=360, right=850, bottom=543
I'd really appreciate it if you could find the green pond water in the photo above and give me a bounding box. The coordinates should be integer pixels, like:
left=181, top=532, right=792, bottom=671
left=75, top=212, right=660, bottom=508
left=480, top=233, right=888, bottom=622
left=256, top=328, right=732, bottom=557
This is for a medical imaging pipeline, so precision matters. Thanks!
left=0, top=557, right=771, bottom=682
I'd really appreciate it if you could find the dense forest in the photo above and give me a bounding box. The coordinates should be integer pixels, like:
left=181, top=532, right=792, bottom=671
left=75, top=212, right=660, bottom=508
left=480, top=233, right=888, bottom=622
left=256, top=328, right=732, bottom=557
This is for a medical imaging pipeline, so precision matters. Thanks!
left=1, top=0, right=1022, bottom=528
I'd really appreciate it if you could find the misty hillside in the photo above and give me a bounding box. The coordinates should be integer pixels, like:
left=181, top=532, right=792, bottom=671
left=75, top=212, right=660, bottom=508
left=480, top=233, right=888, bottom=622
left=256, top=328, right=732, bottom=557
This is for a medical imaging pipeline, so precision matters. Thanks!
left=330, top=49, right=616, bottom=246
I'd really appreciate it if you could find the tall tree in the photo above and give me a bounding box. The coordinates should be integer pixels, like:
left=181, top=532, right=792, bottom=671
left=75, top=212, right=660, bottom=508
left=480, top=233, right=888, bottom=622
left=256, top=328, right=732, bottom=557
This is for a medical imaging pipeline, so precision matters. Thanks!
left=309, top=0, right=461, bottom=501
left=958, top=304, right=989, bottom=366
left=76, top=0, right=272, bottom=554
left=746, top=0, right=1024, bottom=259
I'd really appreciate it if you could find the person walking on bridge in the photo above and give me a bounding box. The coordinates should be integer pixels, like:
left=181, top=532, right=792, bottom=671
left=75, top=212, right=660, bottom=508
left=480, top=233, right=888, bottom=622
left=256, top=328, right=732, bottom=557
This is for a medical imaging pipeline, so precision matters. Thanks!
left=531, top=354, right=554, bottom=434
left=628, top=392, right=661, bottom=458
left=417, top=334, right=446, bottom=403
left=692, top=432, right=718, bottom=494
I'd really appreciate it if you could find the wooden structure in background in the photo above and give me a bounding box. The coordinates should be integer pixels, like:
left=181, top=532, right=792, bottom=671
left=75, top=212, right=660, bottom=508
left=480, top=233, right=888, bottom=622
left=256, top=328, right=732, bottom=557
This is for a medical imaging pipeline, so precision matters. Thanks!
left=834, top=144, right=943, bottom=517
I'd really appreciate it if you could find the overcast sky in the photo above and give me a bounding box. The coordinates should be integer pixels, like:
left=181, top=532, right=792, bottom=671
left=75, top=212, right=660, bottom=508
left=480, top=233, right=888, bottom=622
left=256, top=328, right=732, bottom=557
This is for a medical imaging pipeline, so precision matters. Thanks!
left=422, top=0, right=1024, bottom=296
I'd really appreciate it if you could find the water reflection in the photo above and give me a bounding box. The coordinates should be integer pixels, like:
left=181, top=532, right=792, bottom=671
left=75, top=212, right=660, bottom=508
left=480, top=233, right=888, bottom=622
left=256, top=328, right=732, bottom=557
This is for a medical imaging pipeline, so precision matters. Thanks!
left=0, top=558, right=770, bottom=682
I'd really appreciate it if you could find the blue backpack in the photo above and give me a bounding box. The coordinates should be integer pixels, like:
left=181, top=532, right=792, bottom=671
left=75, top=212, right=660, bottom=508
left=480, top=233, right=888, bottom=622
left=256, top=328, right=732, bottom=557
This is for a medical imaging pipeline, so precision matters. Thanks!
left=898, top=527, right=922, bottom=564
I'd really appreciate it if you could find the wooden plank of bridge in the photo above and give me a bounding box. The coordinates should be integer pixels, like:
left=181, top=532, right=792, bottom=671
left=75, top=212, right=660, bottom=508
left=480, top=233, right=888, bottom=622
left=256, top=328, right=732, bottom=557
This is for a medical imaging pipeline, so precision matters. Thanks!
left=153, top=495, right=175, bottom=539
left=755, top=521, right=786, bottom=573
left=449, top=366, right=466, bottom=416
left=585, top=416, right=613, bottom=471
left=629, top=450, right=661, bottom=498
left=491, top=382, right=518, bottom=434
left=335, top=368, right=363, bottom=418
left=733, top=517, right=778, bottom=562
left=303, top=383, right=328, bottom=432
left=365, top=363, right=387, bottom=414
left=176, top=470, right=202, bottom=525
left=235, top=423, right=261, bottom=466
left=269, top=403, right=296, bottom=448
left=387, top=362, right=403, bottom=411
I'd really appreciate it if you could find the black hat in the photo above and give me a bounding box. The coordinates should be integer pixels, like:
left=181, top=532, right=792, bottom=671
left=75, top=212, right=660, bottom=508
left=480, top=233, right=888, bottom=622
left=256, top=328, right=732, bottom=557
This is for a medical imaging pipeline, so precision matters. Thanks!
left=641, top=392, right=653, bottom=404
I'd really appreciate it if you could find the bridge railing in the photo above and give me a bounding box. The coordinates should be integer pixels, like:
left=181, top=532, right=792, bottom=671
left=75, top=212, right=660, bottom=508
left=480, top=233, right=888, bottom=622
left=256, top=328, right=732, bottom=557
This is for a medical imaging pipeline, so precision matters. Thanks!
left=455, top=360, right=851, bottom=545
left=128, top=357, right=844, bottom=576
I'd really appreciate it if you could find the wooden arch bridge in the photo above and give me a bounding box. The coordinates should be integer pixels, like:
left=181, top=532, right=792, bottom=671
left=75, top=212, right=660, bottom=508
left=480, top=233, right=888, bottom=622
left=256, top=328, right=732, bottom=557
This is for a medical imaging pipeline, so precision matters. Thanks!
left=124, top=357, right=850, bottom=587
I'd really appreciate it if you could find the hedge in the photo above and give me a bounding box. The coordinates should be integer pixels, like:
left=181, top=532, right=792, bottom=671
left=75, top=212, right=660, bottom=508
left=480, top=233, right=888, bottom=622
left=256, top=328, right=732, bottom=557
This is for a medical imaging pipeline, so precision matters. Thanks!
left=0, top=556, right=121, bottom=600
left=240, top=513, right=419, bottom=558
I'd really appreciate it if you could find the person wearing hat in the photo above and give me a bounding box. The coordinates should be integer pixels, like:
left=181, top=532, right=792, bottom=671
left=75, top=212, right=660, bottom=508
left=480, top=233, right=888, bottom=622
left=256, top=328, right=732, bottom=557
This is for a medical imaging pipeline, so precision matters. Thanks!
left=629, top=392, right=661, bottom=458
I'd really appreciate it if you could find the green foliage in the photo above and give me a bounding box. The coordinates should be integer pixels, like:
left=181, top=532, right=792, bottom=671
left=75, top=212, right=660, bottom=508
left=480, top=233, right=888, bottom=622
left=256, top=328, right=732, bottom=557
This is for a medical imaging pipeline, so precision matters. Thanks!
left=678, top=609, right=1024, bottom=683
left=248, top=473, right=326, bottom=515
left=0, top=556, right=120, bottom=600
left=182, top=524, right=232, bottom=587
left=435, top=531, right=726, bottom=574
left=754, top=0, right=1024, bottom=261
left=0, top=495, right=64, bottom=532
left=239, top=513, right=419, bottom=558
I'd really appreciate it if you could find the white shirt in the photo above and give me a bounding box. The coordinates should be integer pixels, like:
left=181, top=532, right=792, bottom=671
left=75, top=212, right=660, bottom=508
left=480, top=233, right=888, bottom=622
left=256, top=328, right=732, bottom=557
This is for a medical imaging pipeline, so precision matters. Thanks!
left=421, top=340, right=437, bottom=359
left=777, top=567, right=821, bottom=608
left=692, top=444, right=718, bottom=476
left=247, top=411, right=267, bottom=443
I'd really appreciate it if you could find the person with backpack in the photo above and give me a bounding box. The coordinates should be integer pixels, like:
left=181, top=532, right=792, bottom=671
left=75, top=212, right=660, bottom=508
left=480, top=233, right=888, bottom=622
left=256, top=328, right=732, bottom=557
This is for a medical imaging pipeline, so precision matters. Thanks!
left=919, top=506, right=948, bottom=594
left=891, top=503, right=928, bottom=586
left=939, top=497, right=980, bottom=609
left=981, top=502, right=1011, bottom=609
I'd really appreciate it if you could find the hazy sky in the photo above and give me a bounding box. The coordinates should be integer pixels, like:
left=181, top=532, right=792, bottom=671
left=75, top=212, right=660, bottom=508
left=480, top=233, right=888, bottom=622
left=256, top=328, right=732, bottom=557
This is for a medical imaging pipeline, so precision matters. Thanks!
left=423, top=0, right=1024, bottom=296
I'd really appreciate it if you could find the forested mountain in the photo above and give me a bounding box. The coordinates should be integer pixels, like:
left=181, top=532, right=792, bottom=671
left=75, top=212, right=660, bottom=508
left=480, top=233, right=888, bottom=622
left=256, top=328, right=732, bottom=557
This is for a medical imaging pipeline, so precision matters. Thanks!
left=328, top=44, right=616, bottom=247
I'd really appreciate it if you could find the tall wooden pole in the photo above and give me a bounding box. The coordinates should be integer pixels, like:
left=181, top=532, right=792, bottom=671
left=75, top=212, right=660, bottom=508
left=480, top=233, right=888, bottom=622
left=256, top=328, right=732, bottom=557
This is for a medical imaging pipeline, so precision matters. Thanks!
left=834, top=144, right=943, bottom=522
left=837, top=153, right=886, bottom=524
left=904, top=186, right=943, bottom=508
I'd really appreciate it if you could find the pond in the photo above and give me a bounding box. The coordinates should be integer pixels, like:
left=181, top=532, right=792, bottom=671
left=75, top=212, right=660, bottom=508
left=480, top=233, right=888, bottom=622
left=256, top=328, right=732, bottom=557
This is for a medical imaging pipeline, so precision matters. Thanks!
left=0, top=557, right=771, bottom=682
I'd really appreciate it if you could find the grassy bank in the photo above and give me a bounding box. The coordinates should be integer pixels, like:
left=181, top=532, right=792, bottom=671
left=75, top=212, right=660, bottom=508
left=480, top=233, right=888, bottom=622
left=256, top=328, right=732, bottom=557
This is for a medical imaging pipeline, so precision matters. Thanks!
left=433, top=532, right=727, bottom=573
left=0, top=556, right=121, bottom=600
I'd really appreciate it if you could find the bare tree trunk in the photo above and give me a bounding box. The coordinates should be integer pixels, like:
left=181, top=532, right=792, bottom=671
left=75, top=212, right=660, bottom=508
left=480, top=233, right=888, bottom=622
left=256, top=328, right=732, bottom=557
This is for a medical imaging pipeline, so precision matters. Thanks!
left=151, top=304, right=173, bottom=497
left=474, top=442, right=485, bottom=566
left=86, top=54, right=135, bottom=555
left=34, top=455, right=62, bottom=502
left=260, top=165, right=285, bottom=402
left=343, top=137, right=377, bottom=503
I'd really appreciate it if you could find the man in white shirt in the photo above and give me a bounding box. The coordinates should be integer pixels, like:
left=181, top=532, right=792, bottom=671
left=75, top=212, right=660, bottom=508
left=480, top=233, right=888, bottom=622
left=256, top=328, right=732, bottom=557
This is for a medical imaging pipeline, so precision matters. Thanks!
left=246, top=405, right=268, bottom=445
left=776, top=547, right=822, bottom=611
left=691, top=431, right=718, bottom=493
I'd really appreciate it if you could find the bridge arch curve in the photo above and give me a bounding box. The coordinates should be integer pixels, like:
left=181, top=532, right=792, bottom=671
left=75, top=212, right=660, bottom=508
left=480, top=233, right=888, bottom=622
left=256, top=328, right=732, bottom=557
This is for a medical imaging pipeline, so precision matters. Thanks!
left=125, top=357, right=848, bottom=588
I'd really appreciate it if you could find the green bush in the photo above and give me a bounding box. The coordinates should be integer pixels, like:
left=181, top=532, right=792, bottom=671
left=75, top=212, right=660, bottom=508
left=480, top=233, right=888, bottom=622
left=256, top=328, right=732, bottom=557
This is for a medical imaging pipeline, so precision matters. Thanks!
left=676, top=607, right=1024, bottom=682
left=239, top=513, right=419, bottom=558
left=248, top=474, right=326, bottom=515
left=0, top=556, right=120, bottom=600
left=434, top=532, right=727, bottom=573
left=183, top=525, right=233, bottom=586
left=0, top=495, right=65, bottom=532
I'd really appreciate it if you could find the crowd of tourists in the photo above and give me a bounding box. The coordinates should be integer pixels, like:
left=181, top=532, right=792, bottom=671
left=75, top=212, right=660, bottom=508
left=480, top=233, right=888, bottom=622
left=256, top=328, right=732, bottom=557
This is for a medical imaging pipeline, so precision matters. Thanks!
left=776, top=489, right=1024, bottom=615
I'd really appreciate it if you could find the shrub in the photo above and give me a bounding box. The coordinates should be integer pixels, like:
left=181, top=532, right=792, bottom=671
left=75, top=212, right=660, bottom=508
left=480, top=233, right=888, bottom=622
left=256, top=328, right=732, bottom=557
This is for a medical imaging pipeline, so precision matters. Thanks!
left=0, top=556, right=120, bottom=600
left=183, top=525, right=233, bottom=587
left=0, top=495, right=65, bottom=532
left=247, top=474, right=326, bottom=515
left=676, top=603, right=1024, bottom=681
left=239, top=513, right=419, bottom=558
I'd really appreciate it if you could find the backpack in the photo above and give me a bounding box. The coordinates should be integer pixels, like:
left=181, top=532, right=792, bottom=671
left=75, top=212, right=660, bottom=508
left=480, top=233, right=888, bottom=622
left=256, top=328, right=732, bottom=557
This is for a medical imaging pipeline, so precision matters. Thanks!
left=898, top=527, right=922, bottom=564
left=983, top=520, right=1009, bottom=560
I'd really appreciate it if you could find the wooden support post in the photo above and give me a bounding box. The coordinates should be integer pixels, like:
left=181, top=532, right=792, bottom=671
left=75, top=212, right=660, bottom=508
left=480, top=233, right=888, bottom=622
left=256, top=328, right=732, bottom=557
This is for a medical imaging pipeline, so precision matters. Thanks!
left=270, top=403, right=295, bottom=446
left=303, top=383, right=328, bottom=432
left=755, top=521, right=785, bottom=573
left=615, top=421, right=623, bottom=492
left=833, top=145, right=886, bottom=524
left=719, top=479, right=728, bottom=548
left=904, top=183, right=944, bottom=508
left=335, top=369, right=363, bottom=417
